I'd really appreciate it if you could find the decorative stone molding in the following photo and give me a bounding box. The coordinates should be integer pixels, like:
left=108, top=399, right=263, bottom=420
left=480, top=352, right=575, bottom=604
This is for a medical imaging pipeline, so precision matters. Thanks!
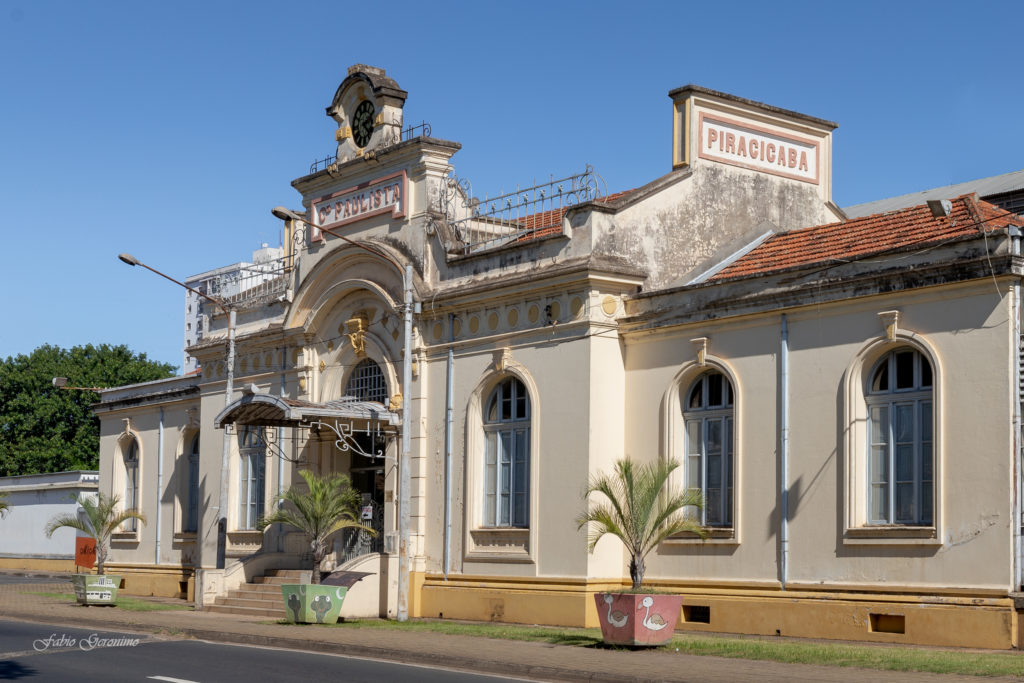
left=345, top=312, right=369, bottom=357
left=691, top=337, right=709, bottom=366
left=878, top=310, right=900, bottom=341
left=494, top=347, right=513, bottom=372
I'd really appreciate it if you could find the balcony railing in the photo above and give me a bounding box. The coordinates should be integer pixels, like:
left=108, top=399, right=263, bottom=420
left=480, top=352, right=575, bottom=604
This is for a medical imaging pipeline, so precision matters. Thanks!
left=309, top=121, right=432, bottom=175
left=438, top=166, right=603, bottom=254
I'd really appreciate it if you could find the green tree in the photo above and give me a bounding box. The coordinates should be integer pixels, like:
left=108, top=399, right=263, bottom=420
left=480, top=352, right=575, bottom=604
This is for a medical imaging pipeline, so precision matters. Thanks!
left=45, top=492, right=146, bottom=575
left=0, top=491, right=8, bottom=518
left=0, top=344, right=174, bottom=476
left=577, top=458, right=706, bottom=590
left=259, top=470, right=375, bottom=585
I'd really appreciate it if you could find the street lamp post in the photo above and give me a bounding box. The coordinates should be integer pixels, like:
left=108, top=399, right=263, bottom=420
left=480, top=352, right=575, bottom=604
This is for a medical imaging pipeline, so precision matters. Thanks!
left=118, top=253, right=236, bottom=573
left=270, top=207, right=414, bottom=622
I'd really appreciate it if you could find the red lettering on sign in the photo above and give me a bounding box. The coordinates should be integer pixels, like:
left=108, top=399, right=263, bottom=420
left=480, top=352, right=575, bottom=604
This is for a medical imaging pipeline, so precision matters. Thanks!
left=777, top=145, right=787, bottom=166
left=736, top=135, right=747, bottom=157
left=788, top=148, right=797, bottom=168
left=707, top=129, right=718, bottom=148
left=75, top=537, right=96, bottom=568
left=799, top=151, right=809, bottom=172
left=725, top=132, right=735, bottom=154
left=766, top=143, right=776, bottom=163
left=749, top=139, right=759, bottom=159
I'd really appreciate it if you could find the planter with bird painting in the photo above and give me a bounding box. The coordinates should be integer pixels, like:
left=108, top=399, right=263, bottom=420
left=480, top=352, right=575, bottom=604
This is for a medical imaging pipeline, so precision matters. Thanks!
left=281, top=584, right=347, bottom=624
left=594, top=593, right=683, bottom=646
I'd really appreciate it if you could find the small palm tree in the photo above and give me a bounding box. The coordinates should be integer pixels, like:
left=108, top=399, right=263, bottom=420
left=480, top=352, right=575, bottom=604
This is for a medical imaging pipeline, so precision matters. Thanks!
left=577, top=458, right=705, bottom=590
left=258, top=470, right=375, bottom=585
left=45, top=493, right=146, bottom=575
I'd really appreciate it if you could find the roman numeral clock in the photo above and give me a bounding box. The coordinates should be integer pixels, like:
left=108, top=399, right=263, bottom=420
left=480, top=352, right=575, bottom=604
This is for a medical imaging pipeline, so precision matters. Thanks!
left=327, top=65, right=408, bottom=165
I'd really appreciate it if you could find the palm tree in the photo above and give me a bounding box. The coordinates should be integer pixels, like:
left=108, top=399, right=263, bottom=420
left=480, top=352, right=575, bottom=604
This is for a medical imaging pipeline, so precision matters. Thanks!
left=45, top=493, right=146, bottom=575
left=258, top=470, right=375, bottom=585
left=0, top=491, right=9, bottom=518
left=577, top=458, right=705, bottom=590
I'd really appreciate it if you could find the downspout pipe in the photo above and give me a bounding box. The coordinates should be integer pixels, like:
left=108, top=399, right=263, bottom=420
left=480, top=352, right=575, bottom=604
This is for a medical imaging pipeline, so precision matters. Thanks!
left=443, top=314, right=454, bottom=580
left=156, top=406, right=164, bottom=566
left=278, top=346, right=286, bottom=553
left=780, top=314, right=790, bottom=591
left=1011, top=226, right=1022, bottom=590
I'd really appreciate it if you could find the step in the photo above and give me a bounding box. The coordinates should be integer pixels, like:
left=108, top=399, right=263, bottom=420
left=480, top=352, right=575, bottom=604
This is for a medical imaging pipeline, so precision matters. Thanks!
left=264, top=569, right=308, bottom=579
left=227, top=586, right=282, bottom=599
left=204, top=604, right=286, bottom=619
left=214, top=596, right=283, bottom=610
left=252, top=575, right=301, bottom=585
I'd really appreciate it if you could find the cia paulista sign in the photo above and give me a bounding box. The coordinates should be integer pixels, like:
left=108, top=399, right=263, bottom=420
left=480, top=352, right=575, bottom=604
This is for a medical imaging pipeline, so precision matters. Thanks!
left=311, top=170, right=407, bottom=234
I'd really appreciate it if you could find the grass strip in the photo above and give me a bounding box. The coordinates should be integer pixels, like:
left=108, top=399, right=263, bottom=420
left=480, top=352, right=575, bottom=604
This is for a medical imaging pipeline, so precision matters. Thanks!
left=23, top=591, right=192, bottom=612
left=272, top=618, right=1024, bottom=678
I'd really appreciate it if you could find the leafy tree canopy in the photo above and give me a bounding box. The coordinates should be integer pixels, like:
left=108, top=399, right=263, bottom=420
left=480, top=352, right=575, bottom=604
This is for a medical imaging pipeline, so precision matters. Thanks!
left=0, top=344, right=175, bottom=476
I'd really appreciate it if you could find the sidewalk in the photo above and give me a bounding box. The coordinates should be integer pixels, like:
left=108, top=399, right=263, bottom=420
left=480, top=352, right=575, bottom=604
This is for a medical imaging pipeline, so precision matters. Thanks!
left=1, top=574, right=1021, bottom=683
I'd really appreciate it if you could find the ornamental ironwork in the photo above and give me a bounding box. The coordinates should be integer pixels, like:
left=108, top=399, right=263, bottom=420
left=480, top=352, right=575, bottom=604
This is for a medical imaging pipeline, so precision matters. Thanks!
left=438, top=166, right=604, bottom=255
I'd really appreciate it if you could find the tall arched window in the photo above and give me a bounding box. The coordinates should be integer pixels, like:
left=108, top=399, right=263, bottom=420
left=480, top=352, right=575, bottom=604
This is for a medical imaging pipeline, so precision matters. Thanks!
left=345, top=359, right=388, bottom=404
left=683, top=371, right=734, bottom=527
left=483, top=377, right=530, bottom=528
left=866, top=349, right=933, bottom=525
left=123, top=438, right=140, bottom=532
left=238, top=427, right=265, bottom=530
left=185, top=434, right=200, bottom=533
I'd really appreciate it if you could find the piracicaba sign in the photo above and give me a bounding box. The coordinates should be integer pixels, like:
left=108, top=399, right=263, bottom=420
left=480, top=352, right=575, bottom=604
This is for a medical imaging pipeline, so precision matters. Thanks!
left=698, top=113, right=819, bottom=185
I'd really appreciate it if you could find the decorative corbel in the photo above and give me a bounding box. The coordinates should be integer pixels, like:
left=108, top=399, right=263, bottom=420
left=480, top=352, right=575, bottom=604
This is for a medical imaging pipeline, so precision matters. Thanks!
left=494, top=347, right=512, bottom=372
left=388, top=392, right=403, bottom=412
left=186, top=408, right=197, bottom=427
left=691, top=337, right=709, bottom=366
left=121, top=418, right=132, bottom=437
left=878, top=310, right=900, bottom=341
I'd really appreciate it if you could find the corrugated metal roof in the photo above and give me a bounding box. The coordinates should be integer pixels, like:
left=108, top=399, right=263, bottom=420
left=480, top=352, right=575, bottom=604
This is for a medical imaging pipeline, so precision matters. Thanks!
left=844, top=168, right=1024, bottom=218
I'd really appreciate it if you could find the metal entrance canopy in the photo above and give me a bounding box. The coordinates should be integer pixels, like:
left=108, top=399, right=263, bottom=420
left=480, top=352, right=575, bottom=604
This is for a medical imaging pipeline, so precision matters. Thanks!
left=215, top=392, right=400, bottom=460
left=215, top=393, right=400, bottom=429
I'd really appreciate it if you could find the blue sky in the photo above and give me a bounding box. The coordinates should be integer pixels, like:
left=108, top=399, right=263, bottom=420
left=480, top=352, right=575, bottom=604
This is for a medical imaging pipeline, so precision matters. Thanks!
left=2, top=1, right=1022, bottom=373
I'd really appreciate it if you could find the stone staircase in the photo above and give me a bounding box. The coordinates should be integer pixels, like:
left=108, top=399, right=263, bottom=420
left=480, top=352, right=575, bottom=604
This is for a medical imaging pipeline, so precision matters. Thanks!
left=205, top=569, right=307, bottom=619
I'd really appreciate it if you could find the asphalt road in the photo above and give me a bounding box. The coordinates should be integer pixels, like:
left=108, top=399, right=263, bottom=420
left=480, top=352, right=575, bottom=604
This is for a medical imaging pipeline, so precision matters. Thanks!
left=0, top=619, right=540, bottom=682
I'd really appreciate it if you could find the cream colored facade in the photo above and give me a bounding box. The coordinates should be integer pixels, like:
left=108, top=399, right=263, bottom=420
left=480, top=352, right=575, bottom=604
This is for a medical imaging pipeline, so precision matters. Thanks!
left=95, top=66, right=1024, bottom=647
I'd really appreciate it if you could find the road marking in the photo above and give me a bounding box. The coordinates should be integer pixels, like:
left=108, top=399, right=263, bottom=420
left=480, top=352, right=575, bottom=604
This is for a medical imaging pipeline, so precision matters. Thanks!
left=148, top=677, right=200, bottom=683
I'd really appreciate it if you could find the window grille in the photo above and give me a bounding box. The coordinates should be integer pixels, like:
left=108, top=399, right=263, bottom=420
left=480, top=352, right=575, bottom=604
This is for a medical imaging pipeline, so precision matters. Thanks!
left=345, top=359, right=388, bottom=404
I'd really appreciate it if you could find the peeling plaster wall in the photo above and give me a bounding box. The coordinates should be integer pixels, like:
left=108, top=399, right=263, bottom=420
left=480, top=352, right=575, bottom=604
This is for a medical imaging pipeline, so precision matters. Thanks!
left=595, top=163, right=836, bottom=291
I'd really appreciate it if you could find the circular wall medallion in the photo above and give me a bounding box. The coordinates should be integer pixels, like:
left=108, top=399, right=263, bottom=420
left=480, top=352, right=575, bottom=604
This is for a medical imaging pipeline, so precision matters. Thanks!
left=453, top=318, right=462, bottom=337
left=488, top=312, right=499, bottom=331
left=602, top=296, right=618, bottom=316
left=548, top=301, right=561, bottom=320
left=469, top=316, right=480, bottom=334
left=528, top=305, right=539, bottom=324
left=570, top=297, right=584, bottom=318
left=507, top=309, right=519, bottom=327
left=433, top=322, right=443, bottom=341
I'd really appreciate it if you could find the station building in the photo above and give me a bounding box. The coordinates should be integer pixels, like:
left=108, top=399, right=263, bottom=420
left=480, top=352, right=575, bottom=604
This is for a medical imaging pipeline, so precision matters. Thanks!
left=92, top=65, right=1024, bottom=648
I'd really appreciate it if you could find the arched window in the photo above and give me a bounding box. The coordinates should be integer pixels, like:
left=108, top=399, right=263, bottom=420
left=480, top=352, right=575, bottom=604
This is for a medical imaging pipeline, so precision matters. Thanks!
left=345, top=359, right=388, bottom=404
left=123, top=438, right=140, bottom=532
left=683, top=371, right=734, bottom=527
left=866, top=349, right=933, bottom=525
left=238, top=427, right=265, bottom=530
left=185, top=434, right=200, bottom=533
left=483, top=377, right=530, bottom=528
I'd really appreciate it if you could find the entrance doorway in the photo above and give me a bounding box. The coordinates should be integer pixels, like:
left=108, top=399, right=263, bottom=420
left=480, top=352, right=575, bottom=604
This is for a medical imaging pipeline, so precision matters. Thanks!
left=338, top=432, right=385, bottom=563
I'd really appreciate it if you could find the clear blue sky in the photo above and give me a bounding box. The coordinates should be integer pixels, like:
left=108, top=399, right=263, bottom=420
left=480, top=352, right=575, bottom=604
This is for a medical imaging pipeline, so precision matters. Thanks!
left=2, top=1, right=1022, bottom=373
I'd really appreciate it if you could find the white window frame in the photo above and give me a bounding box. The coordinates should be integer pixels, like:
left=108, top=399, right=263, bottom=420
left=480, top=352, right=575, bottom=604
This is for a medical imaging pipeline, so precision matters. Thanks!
left=482, top=378, right=530, bottom=528
left=185, top=433, right=200, bottom=533
left=865, top=349, right=933, bottom=526
left=123, top=439, right=140, bottom=533
left=683, top=372, right=734, bottom=527
left=237, top=427, right=266, bottom=530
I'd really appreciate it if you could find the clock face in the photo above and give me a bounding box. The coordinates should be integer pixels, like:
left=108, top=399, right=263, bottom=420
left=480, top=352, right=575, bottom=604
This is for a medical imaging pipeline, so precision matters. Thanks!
left=351, top=100, right=375, bottom=148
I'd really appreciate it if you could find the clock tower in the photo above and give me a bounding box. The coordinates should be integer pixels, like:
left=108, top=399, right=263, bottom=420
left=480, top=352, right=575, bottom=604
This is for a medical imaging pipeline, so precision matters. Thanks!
left=327, top=65, right=408, bottom=164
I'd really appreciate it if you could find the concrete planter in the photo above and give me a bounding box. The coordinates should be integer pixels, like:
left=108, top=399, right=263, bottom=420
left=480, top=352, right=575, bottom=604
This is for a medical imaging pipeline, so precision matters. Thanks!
left=71, top=574, right=120, bottom=606
left=281, top=584, right=348, bottom=623
left=594, top=593, right=683, bottom=646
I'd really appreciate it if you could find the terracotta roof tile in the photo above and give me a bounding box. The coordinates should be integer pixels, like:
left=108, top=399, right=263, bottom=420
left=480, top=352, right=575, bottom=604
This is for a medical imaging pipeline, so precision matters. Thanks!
left=709, top=194, right=1024, bottom=281
left=513, top=189, right=638, bottom=244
